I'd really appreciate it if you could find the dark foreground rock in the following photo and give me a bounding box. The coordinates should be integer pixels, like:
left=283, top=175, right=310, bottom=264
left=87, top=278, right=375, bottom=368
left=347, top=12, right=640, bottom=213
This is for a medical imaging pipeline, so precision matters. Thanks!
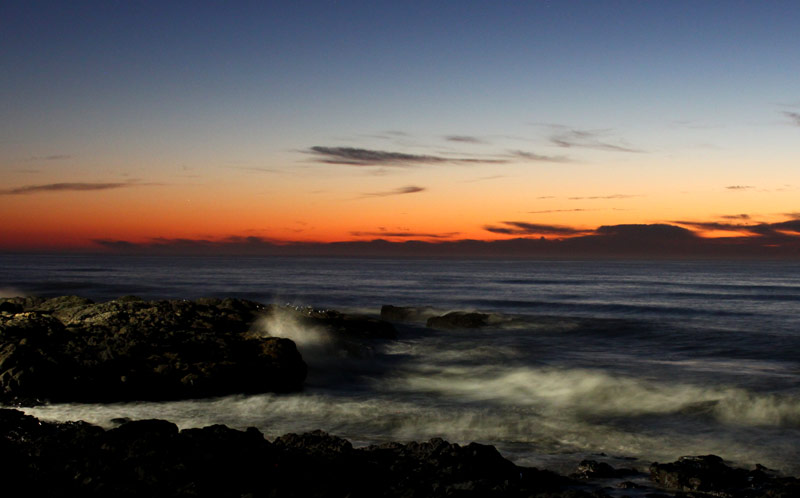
left=380, top=304, right=438, bottom=323
left=0, top=296, right=394, bottom=405
left=2, top=410, right=798, bottom=498
left=0, top=296, right=307, bottom=404
left=426, top=311, right=491, bottom=329
left=0, top=409, right=584, bottom=498
left=650, top=455, right=800, bottom=497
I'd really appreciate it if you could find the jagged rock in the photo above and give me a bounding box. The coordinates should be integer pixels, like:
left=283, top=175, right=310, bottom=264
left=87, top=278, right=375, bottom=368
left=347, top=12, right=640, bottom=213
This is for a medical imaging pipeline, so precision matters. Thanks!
left=0, top=297, right=306, bottom=404
left=650, top=454, right=800, bottom=497
left=572, top=459, right=638, bottom=479
left=380, top=305, right=437, bottom=323
left=0, top=410, right=603, bottom=498
left=426, top=311, right=490, bottom=329
left=281, top=306, right=398, bottom=340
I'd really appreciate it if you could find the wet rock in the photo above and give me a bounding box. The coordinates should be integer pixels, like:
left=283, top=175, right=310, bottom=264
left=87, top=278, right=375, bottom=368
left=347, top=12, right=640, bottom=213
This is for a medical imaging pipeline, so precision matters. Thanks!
left=650, top=454, right=800, bottom=497
left=288, top=307, right=398, bottom=340
left=0, top=301, right=23, bottom=314
left=380, top=304, right=437, bottom=323
left=572, top=459, right=639, bottom=479
left=0, top=297, right=306, bottom=404
left=0, top=410, right=608, bottom=498
left=0, top=296, right=45, bottom=311
left=426, top=311, right=490, bottom=329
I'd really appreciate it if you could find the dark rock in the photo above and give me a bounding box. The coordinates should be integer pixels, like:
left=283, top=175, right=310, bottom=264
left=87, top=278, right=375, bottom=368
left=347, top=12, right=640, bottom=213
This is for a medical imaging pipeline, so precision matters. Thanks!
left=0, top=297, right=306, bottom=404
left=427, top=311, right=490, bottom=330
left=573, top=459, right=638, bottom=479
left=380, top=304, right=437, bottom=323
left=285, top=306, right=398, bottom=340
left=650, top=454, right=800, bottom=497
left=0, top=296, right=45, bottom=311
left=0, top=410, right=599, bottom=497
left=0, top=301, right=23, bottom=314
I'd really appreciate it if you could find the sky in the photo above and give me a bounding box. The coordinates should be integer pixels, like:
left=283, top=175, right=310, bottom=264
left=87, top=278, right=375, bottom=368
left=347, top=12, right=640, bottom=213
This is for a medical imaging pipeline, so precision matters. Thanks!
left=2, top=1, right=800, bottom=257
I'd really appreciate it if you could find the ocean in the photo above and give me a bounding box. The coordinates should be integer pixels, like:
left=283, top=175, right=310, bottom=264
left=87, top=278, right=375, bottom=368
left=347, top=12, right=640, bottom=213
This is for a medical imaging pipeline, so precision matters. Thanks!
left=2, top=254, right=799, bottom=475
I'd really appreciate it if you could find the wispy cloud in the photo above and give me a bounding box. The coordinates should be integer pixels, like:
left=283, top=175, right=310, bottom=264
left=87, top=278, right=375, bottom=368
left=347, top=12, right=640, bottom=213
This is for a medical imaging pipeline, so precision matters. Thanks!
left=673, top=218, right=800, bottom=237
left=445, top=135, right=485, bottom=144
left=462, top=175, right=505, bottom=183
left=361, top=185, right=426, bottom=198
left=509, top=150, right=571, bottom=163
left=483, top=221, right=591, bottom=236
left=568, top=194, right=638, bottom=200
left=720, top=214, right=751, bottom=220
left=725, top=185, right=754, bottom=190
left=549, top=128, right=642, bottom=153
left=783, top=111, right=800, bottom=127
left=0, top=180, right=155, bottom=195
left=527, top=208, right=595, bottom=214
left=306, top=146, right=507, bottom=167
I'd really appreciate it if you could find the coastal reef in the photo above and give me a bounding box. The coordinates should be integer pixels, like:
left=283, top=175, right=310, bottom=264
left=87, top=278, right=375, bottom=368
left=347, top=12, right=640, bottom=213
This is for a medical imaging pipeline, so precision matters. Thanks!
left=2, top=409, right=798, bottom=498
left=0, top=296, right=396, bottom=404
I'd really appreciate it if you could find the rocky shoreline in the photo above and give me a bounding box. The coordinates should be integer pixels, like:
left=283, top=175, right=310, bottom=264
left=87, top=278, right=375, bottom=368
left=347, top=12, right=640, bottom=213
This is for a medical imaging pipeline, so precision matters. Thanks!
left=2, top=296, right=799, bottom=497
left=2, top=409, right=798, bottom=497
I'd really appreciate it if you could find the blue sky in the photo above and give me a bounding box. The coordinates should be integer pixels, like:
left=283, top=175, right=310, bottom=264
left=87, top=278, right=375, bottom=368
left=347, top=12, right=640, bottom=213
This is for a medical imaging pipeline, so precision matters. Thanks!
left=2, top=1, right=800, bottom=255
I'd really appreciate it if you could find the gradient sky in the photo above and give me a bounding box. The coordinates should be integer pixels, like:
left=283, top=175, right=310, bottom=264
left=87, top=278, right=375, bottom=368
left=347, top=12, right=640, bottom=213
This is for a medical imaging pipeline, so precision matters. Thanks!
left=2, top=1, right=800, bottom=255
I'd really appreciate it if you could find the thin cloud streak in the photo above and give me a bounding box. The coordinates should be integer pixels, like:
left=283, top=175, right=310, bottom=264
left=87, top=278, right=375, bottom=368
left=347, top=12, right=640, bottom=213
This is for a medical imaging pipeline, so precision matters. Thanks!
left=360, top=185, right=426, bottom=198
left=725, top=185, right=754, bottom=190
left=528, top=208, right=595, bottom=214
left=306, top=146, right=507, bottom=167
left=783, top=111, right=800, bottom=127
left=509, top=150, right=571, bottom=163
left=445, top=135, right=485, bottom=144
left=483, top=221, right=591, bottom=236
left=549, top=129, right=643, bottom=153
left=568, top=194, right=638, bottom=200
left=0, top=181, right=154, bottom=195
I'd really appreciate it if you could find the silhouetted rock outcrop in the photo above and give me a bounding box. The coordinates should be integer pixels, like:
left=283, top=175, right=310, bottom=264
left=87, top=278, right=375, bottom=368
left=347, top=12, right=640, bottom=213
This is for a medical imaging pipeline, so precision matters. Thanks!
left=0, top=297, right=307, bottom=404
left=426, top=311, right=490, bottom=329
left=0, top=409, right=591, bottom=498
left=649, top=455, right=800, bottom=497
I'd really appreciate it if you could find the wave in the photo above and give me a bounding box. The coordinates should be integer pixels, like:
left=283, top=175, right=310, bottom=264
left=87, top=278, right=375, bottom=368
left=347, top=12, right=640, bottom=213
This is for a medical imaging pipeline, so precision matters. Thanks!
left=382, top=364, right=800, bottom=429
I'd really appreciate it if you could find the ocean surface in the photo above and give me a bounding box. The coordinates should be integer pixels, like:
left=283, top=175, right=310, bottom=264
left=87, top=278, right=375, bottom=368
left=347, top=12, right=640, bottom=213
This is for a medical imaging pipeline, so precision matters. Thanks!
left=2, top=254, right=800, bottom=475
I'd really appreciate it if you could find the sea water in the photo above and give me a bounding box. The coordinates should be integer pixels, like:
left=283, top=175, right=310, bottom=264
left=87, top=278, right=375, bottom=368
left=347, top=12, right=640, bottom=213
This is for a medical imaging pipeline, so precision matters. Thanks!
left=2, top=254, right=799, bottom=474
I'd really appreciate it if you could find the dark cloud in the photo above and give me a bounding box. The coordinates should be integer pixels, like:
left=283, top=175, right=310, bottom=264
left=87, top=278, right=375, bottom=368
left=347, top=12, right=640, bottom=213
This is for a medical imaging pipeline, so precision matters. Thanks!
left=349, top=231, right=459, bottom=239
left=93, top=221, right=800, bottom=259
left=568, top=194, right=638, bottom=200
left=361, top=185, right=426, bottom=197
left=306, top=146, right=507, bottom=167
left=308, top=146, right=447, bottom=166
left=725, top=185, right=754, bottom=190
left=0, top=181, right=149, bottom=195
left=549, top=129, right=642, bottom=153
left=673, top=219, right=800, bottom=238
left=483, top=221, right=590, bottom=236
left=445, top=135, right=485, bottom=144
left=509, top=150, right=571, bottom=163
left=721, top=214, right=751, bottom=220
left=783, top=111, right=800, bottom=127
left=594, top=224, right=697, bottom=240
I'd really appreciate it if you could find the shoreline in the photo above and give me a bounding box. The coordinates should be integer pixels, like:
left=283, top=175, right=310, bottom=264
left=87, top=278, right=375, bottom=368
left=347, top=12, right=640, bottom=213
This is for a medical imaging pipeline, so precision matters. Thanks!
left=3, top=408, right=798, bottom=498
left=2, top=295, right=799, bottom=496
